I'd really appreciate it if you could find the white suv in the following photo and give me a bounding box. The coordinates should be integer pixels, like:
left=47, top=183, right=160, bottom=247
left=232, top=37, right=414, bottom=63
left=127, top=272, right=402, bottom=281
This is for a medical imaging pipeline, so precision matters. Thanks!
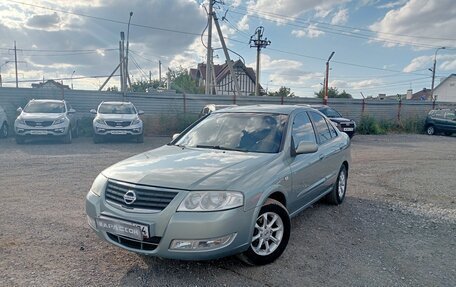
left=91, top=101, right=144, bottom=143
left=0, top=105, right=9, bottom=138
left=14, top=99, right=78, bottom=144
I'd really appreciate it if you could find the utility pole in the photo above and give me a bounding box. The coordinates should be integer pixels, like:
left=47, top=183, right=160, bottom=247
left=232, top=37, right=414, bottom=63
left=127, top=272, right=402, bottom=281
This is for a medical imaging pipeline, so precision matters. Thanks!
left=213, top=13, right=241, bottom=99
left=149, top=70, right=152, bottom=84
left=324, top=51, right=335, bottom=105
left=125, top=12, right=133, bottom=89
left=250, top=26, right=271, bottom=96
left=14, top=41, right=18, bottom=88
left=431, top=46, right=445, bottom=100
left=119, top=36, right=124, bottom=93
left=205, top=0, right=214, bottom=95
left=159, top=60, right=162, bottom=83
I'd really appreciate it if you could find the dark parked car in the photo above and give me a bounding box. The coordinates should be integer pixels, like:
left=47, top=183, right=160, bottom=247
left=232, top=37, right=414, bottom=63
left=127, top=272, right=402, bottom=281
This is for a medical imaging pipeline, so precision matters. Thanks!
left=311, top=105, right=356, bottom=138
left=425, top=109, right=456, bottom=136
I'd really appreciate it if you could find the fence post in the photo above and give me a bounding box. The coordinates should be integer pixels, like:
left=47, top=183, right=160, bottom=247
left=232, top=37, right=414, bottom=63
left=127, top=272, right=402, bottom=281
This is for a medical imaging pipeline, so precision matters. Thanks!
left=281, top=95, right=284, bottom=105
left=397, top=98, right=402, bottom=123
left=183, top=93, right=187, bottom=114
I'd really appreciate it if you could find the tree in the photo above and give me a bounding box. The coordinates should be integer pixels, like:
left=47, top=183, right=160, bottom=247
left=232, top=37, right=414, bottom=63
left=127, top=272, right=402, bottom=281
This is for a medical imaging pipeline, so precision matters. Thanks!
left=268, top=86, right=295, bottom=97
left=168, top=67, right=203, bottom=94
left=315, top=87, right=352, bottom=99
left=130, top=79, right=164, bottom=92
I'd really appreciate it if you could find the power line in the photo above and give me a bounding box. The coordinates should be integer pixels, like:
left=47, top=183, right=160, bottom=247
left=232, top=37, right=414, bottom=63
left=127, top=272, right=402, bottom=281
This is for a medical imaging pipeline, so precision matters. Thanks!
left=1, top=74, right=120, bottom=84
left=229, top=5, right=456, bottom=42
left=227, top=7, right=456, bottom=49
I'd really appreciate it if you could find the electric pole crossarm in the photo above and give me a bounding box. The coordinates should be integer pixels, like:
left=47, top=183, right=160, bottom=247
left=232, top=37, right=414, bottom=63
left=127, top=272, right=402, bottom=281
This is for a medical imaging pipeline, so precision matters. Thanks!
left=213, top=15, right=241, bottom=98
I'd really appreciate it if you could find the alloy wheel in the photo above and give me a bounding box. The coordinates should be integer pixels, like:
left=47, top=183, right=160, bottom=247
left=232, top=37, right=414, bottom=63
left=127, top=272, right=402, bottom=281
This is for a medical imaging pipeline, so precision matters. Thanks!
left=251, top=212, right=284, bottom=256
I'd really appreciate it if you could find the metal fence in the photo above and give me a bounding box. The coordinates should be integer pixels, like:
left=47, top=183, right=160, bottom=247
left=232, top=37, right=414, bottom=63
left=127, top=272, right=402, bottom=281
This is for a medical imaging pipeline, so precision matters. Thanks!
left=1, top=87, right=455, bottom=124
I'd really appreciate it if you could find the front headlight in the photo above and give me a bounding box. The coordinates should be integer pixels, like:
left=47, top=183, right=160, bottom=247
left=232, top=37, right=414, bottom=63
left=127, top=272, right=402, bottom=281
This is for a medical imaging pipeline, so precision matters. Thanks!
left=177, top=191, right=243, bottom=212
left=94, top=117, right=105, bottom=125
left=131, top=118, right=141, bottom=125
left=16, top=117, right=26, bottom=125
left=89, top=173, right=108, bottom=197
left=53, top=116, right=66, bottom=125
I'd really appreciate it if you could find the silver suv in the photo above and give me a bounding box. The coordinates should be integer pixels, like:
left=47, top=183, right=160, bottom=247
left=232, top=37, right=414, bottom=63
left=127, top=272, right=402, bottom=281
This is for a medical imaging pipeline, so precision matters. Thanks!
left=91, top=101, right=144, bottom=143
left=14, top=99, right=78, bottom=144
left=0, top=105, right=8, bottom=138
left=86, top=105, right=351, bottom=265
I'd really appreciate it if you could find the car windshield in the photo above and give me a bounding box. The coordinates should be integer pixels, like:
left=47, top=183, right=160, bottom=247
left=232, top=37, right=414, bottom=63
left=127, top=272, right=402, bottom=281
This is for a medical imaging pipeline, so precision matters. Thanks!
left=319, top=108, right=342, bottom=118
left=175, top=112, right=288, bottom=153
left=24, top=102, right=65, bottom=113
left=98, top=103, right=136, bottom=114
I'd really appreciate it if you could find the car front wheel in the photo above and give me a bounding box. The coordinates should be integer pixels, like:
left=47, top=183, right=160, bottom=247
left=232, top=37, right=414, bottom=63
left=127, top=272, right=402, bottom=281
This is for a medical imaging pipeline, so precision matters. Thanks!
left=238, top=199, right=290, bottom=265
left=62, top=128, right=72, bottom=144
left=426, top=125, right=435, bottom=135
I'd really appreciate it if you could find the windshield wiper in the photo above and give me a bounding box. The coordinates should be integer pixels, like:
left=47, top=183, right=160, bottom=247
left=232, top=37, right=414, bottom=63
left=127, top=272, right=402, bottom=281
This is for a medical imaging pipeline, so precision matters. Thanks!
left=196, top=145, right=247, bottom=152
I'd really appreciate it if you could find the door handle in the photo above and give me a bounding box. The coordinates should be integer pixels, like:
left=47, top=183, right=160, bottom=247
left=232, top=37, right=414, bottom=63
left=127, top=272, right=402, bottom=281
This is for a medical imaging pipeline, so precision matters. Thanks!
left=319, top=154, right=326, bottom=160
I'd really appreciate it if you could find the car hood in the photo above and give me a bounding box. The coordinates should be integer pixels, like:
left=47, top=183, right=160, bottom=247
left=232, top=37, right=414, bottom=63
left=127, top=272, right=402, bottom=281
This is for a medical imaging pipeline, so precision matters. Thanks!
left=19, top=112, right=65, bottom=121
left=328, top=117, right=353, bottom=123
left=97, top=114, right=138, bottom=121
left=102, top=145, right=276, bottom=190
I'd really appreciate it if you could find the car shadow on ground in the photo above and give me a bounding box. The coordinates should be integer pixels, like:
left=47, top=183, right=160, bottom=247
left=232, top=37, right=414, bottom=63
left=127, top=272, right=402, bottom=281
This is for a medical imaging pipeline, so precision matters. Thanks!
left=115, top=196, right=455, bottom=286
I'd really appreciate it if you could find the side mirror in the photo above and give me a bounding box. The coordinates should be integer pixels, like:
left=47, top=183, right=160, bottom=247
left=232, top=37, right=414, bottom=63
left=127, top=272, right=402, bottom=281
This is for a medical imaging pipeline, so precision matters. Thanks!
left=68, top=108, right=76, bottom=114
left=16, top=107, right=22, bottom=114
left=138, top=110, right=144, bottom=115
left=296, top=141, right=318, bottom=155
left=90, top=109, right=97, bottom=114
left=172, top=133, right=180, bottom=141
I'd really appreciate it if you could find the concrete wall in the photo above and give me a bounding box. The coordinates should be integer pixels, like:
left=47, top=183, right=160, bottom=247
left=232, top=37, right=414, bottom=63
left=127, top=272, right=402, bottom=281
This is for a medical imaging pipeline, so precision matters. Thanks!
left=1, top=87, right=456, bottom=125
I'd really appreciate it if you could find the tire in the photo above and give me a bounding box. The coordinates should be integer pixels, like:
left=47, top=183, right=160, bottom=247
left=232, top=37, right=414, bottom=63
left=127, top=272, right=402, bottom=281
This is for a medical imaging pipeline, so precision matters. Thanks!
left=238, top=199, right=291, bottom=266
left=136, top=133, right=144, bottom=143
left=426, top=125, right=435, bottom=135
left=347, top=132, right=354, bottom=139
left=0, top=122, right=8, bottom=138
left=15, top=136, right=25, bottom=144
left=62, top=128, right=72, bottom=144
left=325, top=164, right=348, bottom=205
left=93, top=134, right=103, bottom=144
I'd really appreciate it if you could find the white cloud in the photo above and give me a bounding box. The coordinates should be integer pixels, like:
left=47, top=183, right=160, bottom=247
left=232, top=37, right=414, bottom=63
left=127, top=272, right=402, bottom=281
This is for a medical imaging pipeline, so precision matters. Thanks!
left=331, top=9, right=349, bottom=25
left=291, top=24, right=325, bottom=38
left=328, top=78, right=383, bottom=90
left=369, top=0, right=456, bottom=48
left=237, top=15, right=249, bottom=31
left=377, top=0, right=408, bottom=9
left=403, top=54, right=456, bottom=72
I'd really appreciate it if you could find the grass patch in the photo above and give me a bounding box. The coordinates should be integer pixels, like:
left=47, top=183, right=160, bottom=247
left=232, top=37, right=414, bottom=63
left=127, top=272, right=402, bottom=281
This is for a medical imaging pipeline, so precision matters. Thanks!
left=357, top=115, right=426, bottom=135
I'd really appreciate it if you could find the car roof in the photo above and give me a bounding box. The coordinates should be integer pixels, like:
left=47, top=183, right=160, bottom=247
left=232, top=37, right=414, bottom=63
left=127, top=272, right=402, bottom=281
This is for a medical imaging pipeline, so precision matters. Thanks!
left=212, top=104, right=313, bottom=115
left=309, top=104, right=329, bottom=109
left=30, top=99, right=65, bottom=103
left=101, top=101, right=132, bottom=105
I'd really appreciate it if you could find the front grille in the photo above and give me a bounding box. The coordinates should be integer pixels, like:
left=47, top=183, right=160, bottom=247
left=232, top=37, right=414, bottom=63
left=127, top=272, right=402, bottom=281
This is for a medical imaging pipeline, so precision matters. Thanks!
left=107, top=232, right=161, bottom=251
left=105, top=179, right=179, bottom=211
left=105, top=120, right=131, bottom=127
left=339, top=122, right=354, bottom=127
left=25, top=120, right=53, bottom=127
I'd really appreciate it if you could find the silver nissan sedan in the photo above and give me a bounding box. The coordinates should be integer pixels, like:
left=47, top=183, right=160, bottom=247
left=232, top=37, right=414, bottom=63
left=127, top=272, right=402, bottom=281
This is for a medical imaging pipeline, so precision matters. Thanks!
left=86, top=105, right=351, bottom=265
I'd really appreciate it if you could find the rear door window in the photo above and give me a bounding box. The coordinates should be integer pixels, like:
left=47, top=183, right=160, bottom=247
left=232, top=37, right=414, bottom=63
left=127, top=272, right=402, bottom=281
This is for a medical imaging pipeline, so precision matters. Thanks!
left=309, top=111, right=332, bottom=144
left=291, top=112, right=316, bottom=150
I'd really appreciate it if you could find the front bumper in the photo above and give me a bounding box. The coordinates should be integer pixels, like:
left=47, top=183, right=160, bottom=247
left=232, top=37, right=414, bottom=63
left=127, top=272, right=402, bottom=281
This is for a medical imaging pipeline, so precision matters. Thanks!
left=85, top=190, right=254, bottom=260
left=93, top=122, right=143, bottom=136
left=14, top=122, right=69, bottom=136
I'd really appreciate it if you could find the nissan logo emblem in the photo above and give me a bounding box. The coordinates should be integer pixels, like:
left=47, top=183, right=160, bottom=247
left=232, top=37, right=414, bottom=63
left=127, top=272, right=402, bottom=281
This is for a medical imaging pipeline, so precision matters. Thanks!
left=123, top=190, right=137, bottom=205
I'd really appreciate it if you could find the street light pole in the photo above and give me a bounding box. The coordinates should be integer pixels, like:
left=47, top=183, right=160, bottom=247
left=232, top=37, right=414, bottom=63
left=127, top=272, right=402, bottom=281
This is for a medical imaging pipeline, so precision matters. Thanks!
left=324, top=51, right=335, bottom=105
left=431, top=46, right=445, bottom=100
left=71, top=70, right=75, bottom=89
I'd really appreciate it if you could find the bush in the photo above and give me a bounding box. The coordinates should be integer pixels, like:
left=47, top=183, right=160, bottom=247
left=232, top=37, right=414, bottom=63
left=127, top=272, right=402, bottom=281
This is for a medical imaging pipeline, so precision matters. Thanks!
left=356, top=115, right=426, bottom=135
left=357, top=115, right=386, bottom=135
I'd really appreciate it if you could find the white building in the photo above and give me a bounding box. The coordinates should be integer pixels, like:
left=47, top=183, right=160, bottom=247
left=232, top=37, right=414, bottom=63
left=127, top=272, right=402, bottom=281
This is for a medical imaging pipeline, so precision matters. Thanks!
left=434, top=74, right=456, bottom=102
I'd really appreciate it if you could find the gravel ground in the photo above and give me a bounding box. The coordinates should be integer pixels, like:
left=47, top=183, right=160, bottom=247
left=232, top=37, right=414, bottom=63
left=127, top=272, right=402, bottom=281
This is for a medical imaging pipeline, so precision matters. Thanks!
left=0, top=134, right=455, bottom=287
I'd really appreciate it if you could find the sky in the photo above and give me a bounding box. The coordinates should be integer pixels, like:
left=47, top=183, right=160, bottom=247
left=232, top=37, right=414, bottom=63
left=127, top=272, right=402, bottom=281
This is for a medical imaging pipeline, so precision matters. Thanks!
left=0, top=0, right=455, bottom=98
